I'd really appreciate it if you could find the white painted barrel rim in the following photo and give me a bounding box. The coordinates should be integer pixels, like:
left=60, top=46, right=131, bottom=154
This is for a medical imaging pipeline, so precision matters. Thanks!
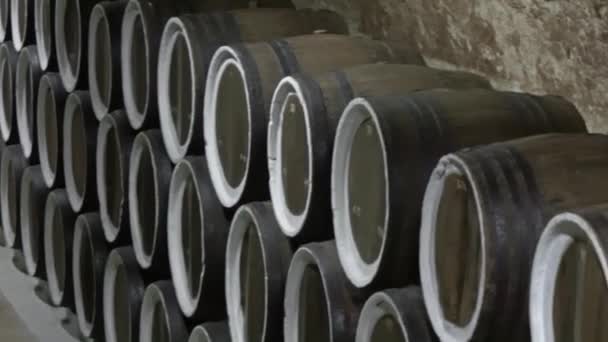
left=0, top=44, right=15, bottom=141
left=157, top=17, right=196, bottom=163
left=167, top=159, right=205, bottom=317
left=331, top=98, right=389, bottom=288
left=419, top=155, right=486, bottom=342
left=88, top=4, right=112, bottom=120
left=204, top=46, right=251, bottom=208
left=16, top=47, right=39, bottom=158
left=10, top=0, right=28, bottom=50
left=20, top=168, right=37, bottom=275
left=529, top=212, right=608, bottom=342
left=34, top=0, right=53, bottom=70
left=55, top=0, right=82, bottom=91
left=72, top=216, right=95, bottom=337
left=63, top=95, right=86, bottom=212
left=139, top=283, right=168, bottom=342
left=284, top=247, right=334, bottom=341
left=122, top=0, right=149, bottom=129
left=267, top=77, right=314, bottom=236
left=225, top=205, right=269, bottom=342
left=44, top=192, right=65, bottom=306
left=103, top=250, right=129, bottom=342
left=189, top=325, right=211, bottom=341
left=356, top=292, right=408, bottom=342
left=128, top=133, right=159, bottom=268
left=1, top=150, right=19, bottom=246
left=36, top=75, right=58, bottom=187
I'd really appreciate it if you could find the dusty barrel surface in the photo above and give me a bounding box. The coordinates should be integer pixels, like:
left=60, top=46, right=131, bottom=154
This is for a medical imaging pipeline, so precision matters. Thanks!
left=10, top=0, right=35, bottom=51
left=167, top=156, right=229, bottom=321
left=20, top=165, right=49, bottom=278
left=36, top=72, right=68, bottom=188
left=63, top=91, right=97, bottom=212
left=103, top=247, right=146, bottom=342
left=204, top=34, right=422, bottom=209
left=0, top=42, right=18, bottom=143
left=88, top=0, right=127, bottom=120
left=34, top=0, right=55, bottom=70
left=1, top=144, right=29, bottom=247
left=420, top=133, right=608, bottom=342
left=157, top=8, right=348, bottom=159
left=128, top=129, right=172, bottom=273
left=189, top=322, right=231, bottom=342
left=72, top=212, right=109, bottom=340
left=15, top=45, right=43, bottom=161
left=356, top=287, right=437, bottom=342
left=0, top=0, right=10, bottom=42
left=530, top=206, right=608, bottom=342
left=268, top=64, right=491, bottom=242
left=225, top=201, right=293, bottom=342
left=330, top=89, right=587, bottom=290
left=139, top=281, right=189, bottom=342
left=44, top=189, right=77, bottom=308
left=284, top=241, right=367, bottom=342
left=96, top=110, right=135, bottom=244
left=54, top=0, right=98, bottom=91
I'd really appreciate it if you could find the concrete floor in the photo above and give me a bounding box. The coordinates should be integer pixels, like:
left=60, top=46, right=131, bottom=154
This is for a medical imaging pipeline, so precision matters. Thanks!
left=0, top=247, right=86, bottom=342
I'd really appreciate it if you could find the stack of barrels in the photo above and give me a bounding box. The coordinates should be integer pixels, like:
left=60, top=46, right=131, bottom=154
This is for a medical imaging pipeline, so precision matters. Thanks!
left=0, top=0, right=606, bottom=342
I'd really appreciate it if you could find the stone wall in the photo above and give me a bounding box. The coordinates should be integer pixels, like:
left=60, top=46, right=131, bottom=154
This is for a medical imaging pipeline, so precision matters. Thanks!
left=292, top=0, right=608, bottom=132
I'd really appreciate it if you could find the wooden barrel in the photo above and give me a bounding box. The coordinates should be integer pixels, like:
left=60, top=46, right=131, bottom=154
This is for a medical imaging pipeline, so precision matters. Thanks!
left=268, top=64, right=491, bottom=242
left=0, top=0, right=10, bottom=42
left=128, top=129, right=172, bottom=274
left=0, top=42, right=18, bottom=143
left=96, top=110, right=135, bottom=244
left=36, top=72, right=68, bottom=188
left=1, top=144, right=29, bottom=247
left=10, top=0, right=35, bottom=51
left=20, top=165, right=49, bottom=278
left=88, top=0, right=128, bottom=120
left=284, top=240, right=368, bottom=342
left=356, top=287, right=437, bottom=342
left=530, top=205, right=608, bottom=342
left=331, top=89, right=586, bottom=289
left=43, top=189, right=77, bottom=307
left=156, top=9, right=348, bottom=158
left=34, top=0, right=56, bottom=70
left=139, top=281, right=189, bottom=342
left=189, top=322, right=231, bottom=342
left=72, top=212, right=109, bottom=339
left=54, top=0, right=98, bottom=91
left=15, top=45, right=42, bottom=161
left=204, top=35, right=424, bottom=209
left=103, top=247, right=146, bottom=342
left=419, top=133, right=608, bottom=342
left=63, top=91, right=98, bottom=212
left=225, top=201, right=293, bottom=342
left=167, top=156, right=229, bottom=321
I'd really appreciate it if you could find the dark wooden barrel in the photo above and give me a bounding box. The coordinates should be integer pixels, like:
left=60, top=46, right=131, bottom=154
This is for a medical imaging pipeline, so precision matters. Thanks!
left=1, top=144, right=29, bottom=247
left=284, top=240, right=368, bottom=342
left=268, top=64, right=491, bottom=243
left=420, top=133, right=608, bottom=342
left=10, top=0, right=35, bottom=51
left=0, top=42, right=19, bottom=143
left=72, top=212, right=109, bottom=339
left=331, top=89, right=586, bottom=290
left=103, top=247, right=146, bottom=342
left=20, top=165, right=49, bottom=278
left=356, top=287, right=437, bottom=342
left=15, top=45, right=43, bottom=162
left=139, top=281, right=189, bottom=342
left=88, top=0, right=128, bottom=120
left=204, top=34, right=424, bottom=209
left=155, top=8, right=348, bottom=157
left=128, top=129, right=172, bottom=274
left=96, top=110, right=135, bottom=244
left=189, top=322, right=231, bottom=342
left=530, top=205, right=608, bottom=342
left=167, top=156, right=229, bottom=321
left=225, top=201, right=293, bottom=342
left=36, top=72, right=69, bottom=188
